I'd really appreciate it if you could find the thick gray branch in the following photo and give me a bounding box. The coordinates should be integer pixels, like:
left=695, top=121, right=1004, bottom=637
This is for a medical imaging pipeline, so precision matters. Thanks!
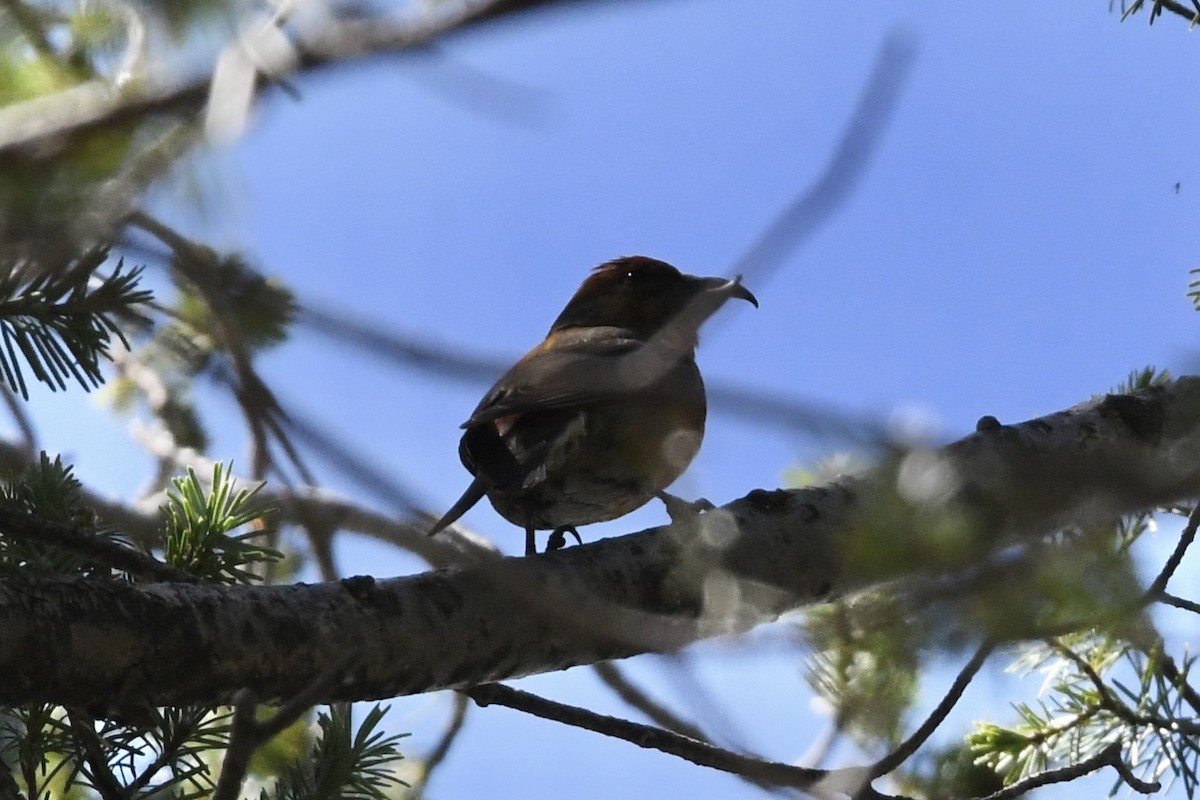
left=2, top=379, right=1200, bottom=707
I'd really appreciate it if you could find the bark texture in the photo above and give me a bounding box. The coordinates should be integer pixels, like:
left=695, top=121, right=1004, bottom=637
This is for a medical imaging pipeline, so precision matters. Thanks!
left=1, top=379, right=1199, bottom=707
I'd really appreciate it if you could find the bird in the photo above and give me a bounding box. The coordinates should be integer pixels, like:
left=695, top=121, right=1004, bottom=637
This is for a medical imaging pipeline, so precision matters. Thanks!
left=428, top=256, right=757, bottom=556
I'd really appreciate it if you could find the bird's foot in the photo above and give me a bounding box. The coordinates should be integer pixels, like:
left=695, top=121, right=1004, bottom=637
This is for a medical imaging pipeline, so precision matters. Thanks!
left=656, top=491, right=714, bottom=523
left=546, top=526, right=583, bottom=552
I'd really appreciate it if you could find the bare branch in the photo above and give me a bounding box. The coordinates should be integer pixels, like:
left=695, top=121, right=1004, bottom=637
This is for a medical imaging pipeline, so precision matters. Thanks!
left=1144, top=503, right=1199, bottom=600
left=299, top=302, right=886, bottom=444
left=126, top=211, right=312, bottom=484
left=592, top=661, right=710, bottom=742
left=1, top=380, right=1200, bottom=705
left=730, top=30, right=916, bottom=290
left=213, top=658, right=357, bottom=800
left=0, top=1, right=629, bottom=156
left=979, top=742, right=1158, bottom=800
left=870, top=641, right=995, bottom=777
left=465, top=682, right=838, bottom=791
left=1160, top=591, right=1200, bottom=614
left=211, top=691, right=262, bottom=800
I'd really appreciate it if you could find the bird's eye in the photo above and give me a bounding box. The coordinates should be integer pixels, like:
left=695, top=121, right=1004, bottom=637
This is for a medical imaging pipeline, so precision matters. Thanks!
left=621, top=270, right=639, bottom=284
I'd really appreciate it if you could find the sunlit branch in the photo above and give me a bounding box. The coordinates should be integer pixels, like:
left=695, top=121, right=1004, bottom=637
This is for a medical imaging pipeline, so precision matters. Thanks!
left=1049, top=639, right=1200, bottom=736
left=0, top=0, right=620, bottom=155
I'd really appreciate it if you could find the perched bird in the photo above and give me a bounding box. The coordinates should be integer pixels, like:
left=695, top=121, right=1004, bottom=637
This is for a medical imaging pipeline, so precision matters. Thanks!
left=428, top=256, right=757, bottom=555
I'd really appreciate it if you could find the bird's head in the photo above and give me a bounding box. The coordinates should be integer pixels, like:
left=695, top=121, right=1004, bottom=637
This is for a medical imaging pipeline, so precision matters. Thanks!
left=549, top=256, right=757, bottom=347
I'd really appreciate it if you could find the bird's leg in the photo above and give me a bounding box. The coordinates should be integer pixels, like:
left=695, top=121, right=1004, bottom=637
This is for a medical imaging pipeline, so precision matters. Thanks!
left=656, top=490, right=714, bottom=522
left=546, top=527, right=583, bottom=552
left=524, top=525, right=536, bottom=557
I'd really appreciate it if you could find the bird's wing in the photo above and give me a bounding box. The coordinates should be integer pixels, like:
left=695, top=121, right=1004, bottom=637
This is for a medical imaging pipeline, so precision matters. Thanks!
left=463, top=330, right=665, bottom=428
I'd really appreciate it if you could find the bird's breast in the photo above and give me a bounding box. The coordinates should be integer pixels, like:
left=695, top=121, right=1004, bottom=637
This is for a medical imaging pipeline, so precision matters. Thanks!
left=461, top=356, right=707, bottom=530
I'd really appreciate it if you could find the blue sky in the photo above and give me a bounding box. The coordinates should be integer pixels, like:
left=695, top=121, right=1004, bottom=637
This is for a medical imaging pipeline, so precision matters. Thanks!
left=24, top=1, right=1200, bottom=797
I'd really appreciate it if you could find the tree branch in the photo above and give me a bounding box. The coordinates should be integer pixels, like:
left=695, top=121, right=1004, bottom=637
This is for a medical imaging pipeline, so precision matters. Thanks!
left=213, top=660, right=353, bottom=800
left=979, top=742, right=1158, bottom=799
left=1160, top=591, right=1200, bottom=614
left=591, top=661, right=711, bottom=742
left=870, top=641, right=995, bottom=777
left=65, top=708, right=128, bottom=800
left=1049, top=639, right=1200, bottom=735
left=1144, top=502, right=1199, bottom=600
left=0, top=0, right=629, bottom=156
left=1, top=379, right=1200, bottom=706
left=465, top=682, right=838, bottom=791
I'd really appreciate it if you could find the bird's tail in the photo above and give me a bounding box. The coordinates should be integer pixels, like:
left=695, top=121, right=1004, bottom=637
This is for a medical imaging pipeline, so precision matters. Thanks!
left=427, top=478, right=488, bottom=537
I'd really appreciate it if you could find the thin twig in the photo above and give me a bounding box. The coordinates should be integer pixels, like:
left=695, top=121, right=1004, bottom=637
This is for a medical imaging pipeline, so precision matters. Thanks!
left=304, top=520, right=340, bottom=583
left=871, top=640, right=995, bottom=777
left=126, top=211, right=315, bottom=486
left=1050, top=639, right=1200, bottom=736
left=1144, top=503, right=1200, bottom=601
left=591, top=661, right=787, bottom=794
left=271, top=402, right=425, bottom=515
left=592, top=661, right=710, bottom=742
left=128, top=212, right=277, bottom=478
left=1160, top=591, right=1200, bottom=614
left=1124, top=630, right=1200, bottom=720
left=979, top=742, right=1158, bottom=800
left=0, top=0, right=538, bottom=155
left=211, top=690, right=262, bottom=800
left=213, top=656, right=359, bottom=800
left=466, top=683, right=838, bottom=791
left=299, top=303, right=888, bottom=445
left=1157, top=650, right=1200, bottom=719
left=729, top=30, right=916, bottom=291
